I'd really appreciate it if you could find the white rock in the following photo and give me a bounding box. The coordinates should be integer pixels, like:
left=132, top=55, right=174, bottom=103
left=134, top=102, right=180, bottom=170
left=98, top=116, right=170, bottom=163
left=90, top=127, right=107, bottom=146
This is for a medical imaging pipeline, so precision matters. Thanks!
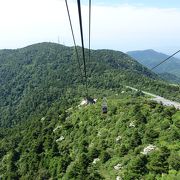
left=116, top=176, right=122, bottom=180
left=129, top=121, right=135, bottom=127
left=141, top=144, right=157, bottom=155
left=116, top=136, right=122, bottom=142
left=97, top=131, right=101, bottom=137
left=114, top=163, right=123, bottom=170
left=41, top=117, right=45, bottom=121
left=67, top=107, right=73, bottom=111
left=80, top=99, right=88, bottom=106
left=66, top=116, right=71, bottom=120
left=56, top=136, right=64, bottom=142
left=92, top=158, right=100, bottom=164
left=53, top=125, right=62, bottom=132
left=89, top=142, right=94, bottom=148
left=121, top=91, right=125, bottom=94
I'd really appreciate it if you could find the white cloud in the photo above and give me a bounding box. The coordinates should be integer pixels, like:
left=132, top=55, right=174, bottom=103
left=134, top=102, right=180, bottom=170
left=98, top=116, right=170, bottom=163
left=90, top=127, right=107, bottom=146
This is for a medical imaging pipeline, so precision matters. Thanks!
left=0, top=0, right=180, bottom=54
left=91, top=5, right=180, bottom=53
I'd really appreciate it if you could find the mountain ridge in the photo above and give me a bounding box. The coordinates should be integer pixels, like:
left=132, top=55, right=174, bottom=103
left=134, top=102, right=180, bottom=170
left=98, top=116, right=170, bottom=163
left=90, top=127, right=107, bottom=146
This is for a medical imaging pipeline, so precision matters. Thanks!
left=0, top=42, right=180, bottom=179
left=127, top=49, right=180, bottom=83
left=0, top=42, right=180, bottom=128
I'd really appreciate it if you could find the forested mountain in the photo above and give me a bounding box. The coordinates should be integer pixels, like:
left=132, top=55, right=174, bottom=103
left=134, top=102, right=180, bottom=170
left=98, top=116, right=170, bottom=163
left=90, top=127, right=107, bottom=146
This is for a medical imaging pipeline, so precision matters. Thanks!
left=0, top=43, right=180, bottom=179
left=160, top=72, right=180, bottom=84
left=0, top=42, right=179, bottom=127
left=127, top=49, right=180, bottom=83
left=0, top=92, right=180, bottom=179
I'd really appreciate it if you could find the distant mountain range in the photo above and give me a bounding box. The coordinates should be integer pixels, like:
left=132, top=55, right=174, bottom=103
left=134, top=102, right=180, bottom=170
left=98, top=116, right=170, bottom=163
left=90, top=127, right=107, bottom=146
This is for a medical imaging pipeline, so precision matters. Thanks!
left=127, top=49, right=180, bottom=83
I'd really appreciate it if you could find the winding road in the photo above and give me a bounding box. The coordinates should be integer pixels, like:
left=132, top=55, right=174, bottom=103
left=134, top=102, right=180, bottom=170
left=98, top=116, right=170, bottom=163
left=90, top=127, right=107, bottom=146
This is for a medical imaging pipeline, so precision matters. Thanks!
left=126, top=86, right=180, bottom=110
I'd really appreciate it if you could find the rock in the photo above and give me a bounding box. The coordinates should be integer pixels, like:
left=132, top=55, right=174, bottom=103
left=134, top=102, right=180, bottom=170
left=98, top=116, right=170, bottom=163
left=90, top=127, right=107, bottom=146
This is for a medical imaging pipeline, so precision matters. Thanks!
left=56, top=136, right=64, bottom=142
left=66, top=107, right=73, bottom=112
left=114, top=163, right=123, bottom=170
left=141, top=144, right=157, bottom=155
left=129, top=121, right=135, bottom=127
left=89, top=142, right=94, bottom=148
left=97, top=131, right=101, bottom=137
left=53, top=125, right=62, bottom=132
left=116, top=176, right=122, bottom=180
left=92, top=158, right=100, bottom=164
left=65, top=116, right=71, bottom=120
left=116, top=136, right=122, bottom=142
left=41, top=117, right=45, bottom=121
left=79, top=98, right=97, bottom=106
left=80, top=99, right=88, bottom=106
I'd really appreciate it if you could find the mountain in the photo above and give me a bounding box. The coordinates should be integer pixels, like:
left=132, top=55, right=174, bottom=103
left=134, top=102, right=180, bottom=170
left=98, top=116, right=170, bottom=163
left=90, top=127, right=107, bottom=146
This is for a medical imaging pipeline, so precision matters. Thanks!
left=0, top=43, right=180, bottom=179
left=127, top=49, right=180, bottom=83
left=0, top=93, right=180, bottom=179
left=0, top=43, right=180, bottom=128
left=160, top=72, right=180, bottom=84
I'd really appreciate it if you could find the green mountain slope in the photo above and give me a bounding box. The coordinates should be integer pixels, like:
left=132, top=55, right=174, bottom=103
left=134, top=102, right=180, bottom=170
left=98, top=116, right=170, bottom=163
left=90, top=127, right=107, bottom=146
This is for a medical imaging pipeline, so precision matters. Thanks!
left=0, top=43, right=180, bottom=127
left=127, top=49, right=180, bottom=83
left=0, top=92, right=180, bottom=179
left=160, top=72, right=180, bottom=84
left=0, top=43, right=180, bottom=179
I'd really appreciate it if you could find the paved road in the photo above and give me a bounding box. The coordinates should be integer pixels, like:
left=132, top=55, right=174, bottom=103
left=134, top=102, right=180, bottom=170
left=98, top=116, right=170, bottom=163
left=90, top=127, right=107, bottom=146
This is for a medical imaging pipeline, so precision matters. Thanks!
left=126, top=86, right=180, bottom=110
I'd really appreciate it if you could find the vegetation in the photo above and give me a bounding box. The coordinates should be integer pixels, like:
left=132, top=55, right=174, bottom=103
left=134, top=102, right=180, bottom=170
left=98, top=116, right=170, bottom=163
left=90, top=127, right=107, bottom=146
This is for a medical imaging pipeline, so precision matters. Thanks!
left=0, top=43, right=179, bottom=127
left=0, top=43, right=180, bottom=179
left=0, top=92, right=179, bottom=179
left=159, top=72, right=180, bottom=84
left=127, top=49, right=180, bottom=83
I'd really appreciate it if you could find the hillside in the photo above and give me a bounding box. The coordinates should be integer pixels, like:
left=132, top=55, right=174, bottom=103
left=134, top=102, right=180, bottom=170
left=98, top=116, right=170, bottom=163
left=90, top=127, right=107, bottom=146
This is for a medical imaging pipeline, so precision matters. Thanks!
left=0, top=42, right=180, bottom=127
left=127, top=49, right=180, bottom=83
left=0, top=92, right=180, bottom=179
left=0, top=43, right=180, bottom=179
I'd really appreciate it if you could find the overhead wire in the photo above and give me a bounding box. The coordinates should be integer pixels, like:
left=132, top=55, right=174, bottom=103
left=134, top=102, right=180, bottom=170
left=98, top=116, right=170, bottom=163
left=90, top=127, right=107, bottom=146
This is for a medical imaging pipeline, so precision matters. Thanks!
left=89, top=0, right=91, bottom=63
left=64, top=0, right=84, bottom=81
left=151, top=49, right=180, bottom=70
left=77, top=0, right=88, bottom=97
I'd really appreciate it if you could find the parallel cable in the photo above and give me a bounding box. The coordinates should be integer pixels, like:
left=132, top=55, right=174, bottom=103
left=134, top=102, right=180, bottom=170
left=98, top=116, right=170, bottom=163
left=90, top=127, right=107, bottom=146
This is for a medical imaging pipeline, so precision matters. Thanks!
left=89, top=0, right=91, bottom=63
left=64, top=0, right=84, bottom=81
left=77, top=0, right=88, bottom=97
left=151, top=49, right=180, bottom=70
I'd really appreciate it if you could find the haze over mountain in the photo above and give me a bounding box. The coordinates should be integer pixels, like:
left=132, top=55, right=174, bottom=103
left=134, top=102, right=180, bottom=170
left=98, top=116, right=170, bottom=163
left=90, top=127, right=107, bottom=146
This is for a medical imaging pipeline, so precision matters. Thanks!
left=127, top=49, right=180, bottom=83
left=0, top=43, right=180, bottom=179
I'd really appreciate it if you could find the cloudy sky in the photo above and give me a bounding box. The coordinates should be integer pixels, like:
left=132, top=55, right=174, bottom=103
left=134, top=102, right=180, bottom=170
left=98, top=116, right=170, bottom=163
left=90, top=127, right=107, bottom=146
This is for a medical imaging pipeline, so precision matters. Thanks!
left=0, top=0, right=180, bottom=55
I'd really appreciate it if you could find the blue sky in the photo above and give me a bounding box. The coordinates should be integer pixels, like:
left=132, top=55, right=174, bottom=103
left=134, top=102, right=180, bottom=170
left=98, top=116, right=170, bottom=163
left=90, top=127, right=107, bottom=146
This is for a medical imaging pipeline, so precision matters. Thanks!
left=0, top=0, right=180, bottom=56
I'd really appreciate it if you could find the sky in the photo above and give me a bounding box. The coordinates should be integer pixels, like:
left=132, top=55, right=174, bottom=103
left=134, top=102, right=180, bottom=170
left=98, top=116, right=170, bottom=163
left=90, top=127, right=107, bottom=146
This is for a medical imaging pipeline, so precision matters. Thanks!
left=0, top=0, right=180, bottom=56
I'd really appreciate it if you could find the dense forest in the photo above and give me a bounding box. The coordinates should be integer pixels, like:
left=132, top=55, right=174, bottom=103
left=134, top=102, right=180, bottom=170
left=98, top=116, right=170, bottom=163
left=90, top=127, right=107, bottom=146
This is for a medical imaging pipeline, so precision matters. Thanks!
left=0, top=43, right=180, bottom=179
left=0, top=43, right=179, bottom=127
left=0, top=92, right=180, bottom=179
